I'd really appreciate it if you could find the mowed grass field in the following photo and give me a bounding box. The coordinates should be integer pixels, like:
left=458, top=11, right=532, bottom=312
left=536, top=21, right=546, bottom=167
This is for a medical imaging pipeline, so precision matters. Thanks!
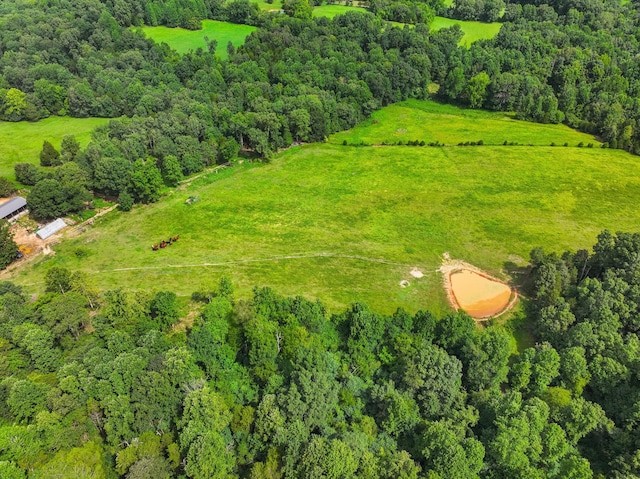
left=8, top=101, right=638, bottom=316
left=253, top=0, right=283, bottom=11
left=430, top=16, right=501, bottom=46
left=140, top=20, right=257, bottom=58
left=312, top=5, right=364, bottom=18
left=331, top=99, right=601, bottom=147
left=389, top=16, right=500, bottom=46
left=0, top=117, right=108, bottom=180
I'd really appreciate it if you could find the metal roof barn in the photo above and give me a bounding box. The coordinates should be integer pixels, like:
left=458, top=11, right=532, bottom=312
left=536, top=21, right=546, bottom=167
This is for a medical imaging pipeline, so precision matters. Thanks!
left=0, top=197, right=27, bottom=221
left=36, top=218, right=67, bottom=239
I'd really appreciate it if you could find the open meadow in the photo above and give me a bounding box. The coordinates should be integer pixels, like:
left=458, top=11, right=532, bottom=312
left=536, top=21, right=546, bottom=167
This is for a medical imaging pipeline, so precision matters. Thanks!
left=0, top=117, right=108, bottom=180
left=389, top=16, right=501, bottom=46
left=140, top=20, right=257, bottom=58
left=429, top=16, right=502, bottom=46
left=7, top=100, right=638, bottom=317
left=331, top=99, right=601, bottom=146
left=253, top=0, right=283, bottom=10
left=312, top=5, right=364, bottom=18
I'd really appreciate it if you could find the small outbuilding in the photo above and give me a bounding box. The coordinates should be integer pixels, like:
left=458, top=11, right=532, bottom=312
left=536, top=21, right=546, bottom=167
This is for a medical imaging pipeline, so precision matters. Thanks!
left=36, top=218, right=67, bottom=240
left=0, top=197, right=27, bottom=221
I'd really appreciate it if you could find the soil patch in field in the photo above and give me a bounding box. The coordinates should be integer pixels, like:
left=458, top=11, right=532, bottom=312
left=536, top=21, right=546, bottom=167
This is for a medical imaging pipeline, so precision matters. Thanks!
left=439, top=258, right=517, bottom=319
left=450, top=270, right=511, bottom=318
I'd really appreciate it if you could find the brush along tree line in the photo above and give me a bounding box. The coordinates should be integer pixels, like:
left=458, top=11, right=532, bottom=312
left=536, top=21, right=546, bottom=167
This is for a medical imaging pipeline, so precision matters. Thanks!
left=2, top=232, right=640, bottom=476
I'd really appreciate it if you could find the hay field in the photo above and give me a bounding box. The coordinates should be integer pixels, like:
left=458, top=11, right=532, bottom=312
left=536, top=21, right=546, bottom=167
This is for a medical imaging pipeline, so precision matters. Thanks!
left=331, top=99, right=601, bottom=147
left=0, top=117, right=108, bottom=180
left=312, top=5, right=365, bottom=18
left=140, top=20, right=257, bottom=58
left=430, top=16, right=501, bottom=46
left=8, top=101, right=635, bottom=316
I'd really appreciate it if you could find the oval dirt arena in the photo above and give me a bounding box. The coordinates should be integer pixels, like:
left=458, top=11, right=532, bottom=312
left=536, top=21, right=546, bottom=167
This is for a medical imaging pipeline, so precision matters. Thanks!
left=450, top=270, right=512, bottom=318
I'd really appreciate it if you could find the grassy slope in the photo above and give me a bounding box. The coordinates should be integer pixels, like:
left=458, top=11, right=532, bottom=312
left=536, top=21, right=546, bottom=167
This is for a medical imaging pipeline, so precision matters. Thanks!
left=0, top=117, right=108, bottom=180
left=9, top=101, right=637, bottom=316
left=140, top=20, right=257, bottom=58
left=331, top=99, right=601, bottom=146
left=430, top=16, right=501, bottom=46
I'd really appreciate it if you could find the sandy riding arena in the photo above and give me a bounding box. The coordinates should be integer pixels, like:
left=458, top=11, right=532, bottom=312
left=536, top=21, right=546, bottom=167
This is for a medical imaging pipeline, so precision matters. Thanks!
left=439, top=257, right=517, bottom=320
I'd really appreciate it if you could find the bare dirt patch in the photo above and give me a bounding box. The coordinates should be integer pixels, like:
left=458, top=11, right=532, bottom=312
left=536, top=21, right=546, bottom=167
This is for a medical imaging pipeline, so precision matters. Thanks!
left=439, top=257, right=517, bottom=320
left=410, top=267, right=424, bottom=278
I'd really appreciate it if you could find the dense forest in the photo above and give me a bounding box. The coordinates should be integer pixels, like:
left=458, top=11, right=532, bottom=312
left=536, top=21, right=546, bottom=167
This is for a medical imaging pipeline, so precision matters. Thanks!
left=1, top=232, right=640, bottom=477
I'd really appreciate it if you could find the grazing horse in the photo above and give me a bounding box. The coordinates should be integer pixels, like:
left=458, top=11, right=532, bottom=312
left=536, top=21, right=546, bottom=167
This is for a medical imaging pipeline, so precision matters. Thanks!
left=172, top=235, right=179, bottom=242
left=152, top=244, right=159, bottom=251
left=160, top=241, right=167, bottom=248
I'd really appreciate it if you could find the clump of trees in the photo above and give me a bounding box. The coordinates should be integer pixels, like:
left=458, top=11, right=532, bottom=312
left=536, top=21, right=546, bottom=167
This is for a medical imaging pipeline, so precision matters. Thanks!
left=0, top=221, right=18, bottom=269
left=449, top=0, right=505, bottom=22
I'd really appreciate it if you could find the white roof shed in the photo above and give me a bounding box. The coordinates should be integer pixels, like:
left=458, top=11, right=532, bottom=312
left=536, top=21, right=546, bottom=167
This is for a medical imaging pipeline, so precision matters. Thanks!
left=36, top=218, right=67, bottom=239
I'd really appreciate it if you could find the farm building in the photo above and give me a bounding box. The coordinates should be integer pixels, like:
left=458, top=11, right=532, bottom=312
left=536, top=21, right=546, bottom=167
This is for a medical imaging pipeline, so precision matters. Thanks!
left=0, top=197, right=27, bottom=221
left=36, top=218, right=67, bottom=239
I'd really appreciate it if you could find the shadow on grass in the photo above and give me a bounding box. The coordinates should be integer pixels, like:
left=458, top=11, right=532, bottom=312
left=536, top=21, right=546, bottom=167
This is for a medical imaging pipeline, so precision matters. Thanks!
left=503, top=260, right=534, bottom=297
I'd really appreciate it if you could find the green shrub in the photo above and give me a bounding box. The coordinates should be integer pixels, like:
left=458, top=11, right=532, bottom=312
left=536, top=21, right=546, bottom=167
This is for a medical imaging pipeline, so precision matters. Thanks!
left=118, top=191, right=134, bottom=212
left=0, top=178, right=16, bottom=197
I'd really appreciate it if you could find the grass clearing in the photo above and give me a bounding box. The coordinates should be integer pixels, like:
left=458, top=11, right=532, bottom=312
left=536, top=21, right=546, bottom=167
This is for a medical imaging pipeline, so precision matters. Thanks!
left=7, top=101, right=637, bottom=316
left=0, top=117, right=108, bottom=180
left=253, top=0, right=283, bottom=11
left=312, top=5, right=365, bottom=18
left=389, top=16, right=501, bottom=46
left=140, top=20, right=257, bottom=58
left=430, top=16, right=501, bottom=46
left=331, top=99, right=601, bottom=147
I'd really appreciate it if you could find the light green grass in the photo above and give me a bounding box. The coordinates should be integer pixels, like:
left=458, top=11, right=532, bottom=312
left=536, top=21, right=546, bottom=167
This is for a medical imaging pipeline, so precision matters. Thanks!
left=0, top=117, right=108, bottom=180
left=332, top=99, right=601, bottom=147
left=140, top=20, right=257, bottom=58
left=430, top=16, right=501, bottom=46
left=312, top=5, right=365, bottom=18
left=253, top=0, right=283, bottom=11
left=8, top=103, right=636, bottom=316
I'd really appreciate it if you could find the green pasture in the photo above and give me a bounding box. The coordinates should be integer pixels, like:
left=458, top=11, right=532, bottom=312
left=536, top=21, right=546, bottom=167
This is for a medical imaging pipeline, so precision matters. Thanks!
left=0, top=117, right=108, bottom=180
left=253, top=0, right=283, bottom=11
left=140, top=20, right=257, bottom=58
left=9, top=102, right=636, bottom=316
left=430, top=16, right=501, bottom=46
left=312, top=5, right=365, bottom=18
left=389, top=16, right=501, bottom=46
left=332, top=99, right=602, bottom=147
